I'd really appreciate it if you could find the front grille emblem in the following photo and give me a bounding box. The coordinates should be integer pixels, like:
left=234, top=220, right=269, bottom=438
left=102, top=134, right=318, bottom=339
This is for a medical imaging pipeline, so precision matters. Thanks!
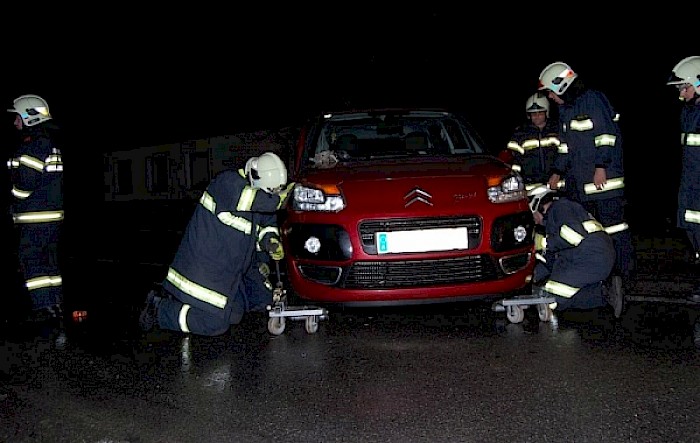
left=404, top=187, right=433, bottom=207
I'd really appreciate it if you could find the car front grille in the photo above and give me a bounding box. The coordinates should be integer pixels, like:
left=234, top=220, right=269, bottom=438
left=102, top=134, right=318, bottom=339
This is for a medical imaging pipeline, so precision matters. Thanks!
left=342, top=255, right=498, bottom=289
left=359, top=217, right=482, bottom=255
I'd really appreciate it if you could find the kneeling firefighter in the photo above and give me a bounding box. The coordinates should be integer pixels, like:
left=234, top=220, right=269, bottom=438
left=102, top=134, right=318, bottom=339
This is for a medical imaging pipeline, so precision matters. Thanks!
left=530, top=189, right=622, bottom=314
left=139, top=152, right=294, bottom=336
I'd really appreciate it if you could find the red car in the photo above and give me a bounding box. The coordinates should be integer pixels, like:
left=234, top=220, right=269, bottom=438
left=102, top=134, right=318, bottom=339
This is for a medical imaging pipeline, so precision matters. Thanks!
left=282, top=109, right=535, bottom=306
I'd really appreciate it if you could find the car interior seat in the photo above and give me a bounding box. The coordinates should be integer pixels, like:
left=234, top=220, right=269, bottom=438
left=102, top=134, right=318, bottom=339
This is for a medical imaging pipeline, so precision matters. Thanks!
left=405, top=131, right=430, bottom=153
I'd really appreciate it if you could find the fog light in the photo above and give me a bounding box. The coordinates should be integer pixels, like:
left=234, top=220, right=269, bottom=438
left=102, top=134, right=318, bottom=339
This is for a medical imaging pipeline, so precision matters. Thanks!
left=304, top=236, right=321, bottom=254
left=513, top=225, right=527, bottom=243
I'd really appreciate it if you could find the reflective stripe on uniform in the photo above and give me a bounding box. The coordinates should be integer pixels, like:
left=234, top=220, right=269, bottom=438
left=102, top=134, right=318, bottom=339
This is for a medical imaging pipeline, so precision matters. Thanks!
left=594, top=134, right=616, bottom=148
left=11, top=186, right=32, bottom=199
left=200, top=190, right=253, bottom=235
left=258, top=226, right=279, bottom=242
left=179, top=304, right=191, bottom=333
left=166, top=267, right=227, bottom=310
left=604, top=222, right=629, bottom=235
left=26, top=275, right=62, bottom=290
left=560, top=225, right=584, bottom=246
left=570, top=119, right=593, bottom=131
left=558, top=143, right=569, bottom=154
left=685, top=210, right=700, bottom=224
left=13, top=210, right=64, bottom=223
left=684, top=133, right=700, bottom=146
left=582, top=220, right=605, bottom=233
left=507, top=141, right=524, bottom=155
left=237, top=187, right=256, bottom=211
left=217, top=212, right=252, bottom=234
left=544, top=280, right=579, bottom=298
left=584, top=177, right=625, bottom=195
left=18, top=154, right=44, bottom=172
left=511, top=164, right=521, bottom=172
left=200, top=191, right=215, bottom=213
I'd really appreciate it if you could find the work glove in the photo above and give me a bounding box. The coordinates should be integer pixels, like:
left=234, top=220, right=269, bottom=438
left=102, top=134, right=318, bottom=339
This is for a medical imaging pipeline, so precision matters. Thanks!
left=277, top=182, right=296, bottom=209
left=265, top=236, right=285, bottom=261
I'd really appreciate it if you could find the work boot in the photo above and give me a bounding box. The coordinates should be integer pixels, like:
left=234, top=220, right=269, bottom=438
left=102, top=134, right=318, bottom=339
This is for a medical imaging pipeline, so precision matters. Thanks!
left=605, top=275, right=624, bottom=319
left=139, top=290, right=163, bottom=332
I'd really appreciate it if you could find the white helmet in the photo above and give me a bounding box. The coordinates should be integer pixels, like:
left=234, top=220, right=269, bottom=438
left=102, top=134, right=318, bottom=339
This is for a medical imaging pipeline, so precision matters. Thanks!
left=7, top=94, right=52, bottom=127
left=528, top=187, right=558, bottom=213
left=538, top=62, right=578, bottom=96
left=666, top=56, right=700, bottom=90
left=245, top=152, right=287, bottom=193
left=525, top=93, right=549, bottom=114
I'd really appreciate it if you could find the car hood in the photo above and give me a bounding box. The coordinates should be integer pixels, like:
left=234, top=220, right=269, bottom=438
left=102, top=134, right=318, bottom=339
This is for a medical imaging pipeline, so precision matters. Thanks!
left=298, top=155, right=514, bottom=214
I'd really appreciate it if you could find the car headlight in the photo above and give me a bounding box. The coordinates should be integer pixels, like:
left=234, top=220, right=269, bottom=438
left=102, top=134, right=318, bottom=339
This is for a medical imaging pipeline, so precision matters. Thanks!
left=487, top=173, right=526, bottom=203
left=292, top=184, right=346, bottom=212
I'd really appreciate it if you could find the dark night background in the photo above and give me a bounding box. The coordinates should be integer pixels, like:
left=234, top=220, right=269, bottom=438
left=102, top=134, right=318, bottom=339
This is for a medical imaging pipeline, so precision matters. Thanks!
left=1, top=9, right=695, bottom=232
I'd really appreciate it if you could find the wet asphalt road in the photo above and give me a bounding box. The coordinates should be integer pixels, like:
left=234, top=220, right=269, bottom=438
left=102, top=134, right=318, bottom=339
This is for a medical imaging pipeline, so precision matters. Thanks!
left=1, top=233, right=700, bottom=443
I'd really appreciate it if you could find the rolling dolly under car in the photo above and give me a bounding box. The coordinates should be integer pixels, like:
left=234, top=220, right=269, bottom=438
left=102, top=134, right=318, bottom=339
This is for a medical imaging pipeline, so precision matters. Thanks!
left=266, top=260, right=329, bottom=335
left=493, top=293, right=556, bottom=324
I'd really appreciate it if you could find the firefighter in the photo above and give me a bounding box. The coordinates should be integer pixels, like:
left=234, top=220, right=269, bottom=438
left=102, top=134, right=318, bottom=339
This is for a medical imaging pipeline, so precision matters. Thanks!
left=666, top=56, right=700, bottom=348
left=6, top=95, right=65, bottom=326
left=529, top=189, right=622, bottom=316
left=139, top=152, right=294, bottom=336
left=538, top=61, right=636, bottom=291
left=666, top=56, right=700, bottom=295
left=503, top=92, right=562, bottom=194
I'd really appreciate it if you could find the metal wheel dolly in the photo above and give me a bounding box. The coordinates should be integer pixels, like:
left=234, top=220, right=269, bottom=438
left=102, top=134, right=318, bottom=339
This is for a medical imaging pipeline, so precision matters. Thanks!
left=266, top=260, right=329, bottom=335
left=494, top=293, right=556, bottom=324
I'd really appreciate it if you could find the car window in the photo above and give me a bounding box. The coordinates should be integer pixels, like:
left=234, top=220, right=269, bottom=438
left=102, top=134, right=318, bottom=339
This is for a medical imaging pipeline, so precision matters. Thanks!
left=306, top=112, right=485, bottom=167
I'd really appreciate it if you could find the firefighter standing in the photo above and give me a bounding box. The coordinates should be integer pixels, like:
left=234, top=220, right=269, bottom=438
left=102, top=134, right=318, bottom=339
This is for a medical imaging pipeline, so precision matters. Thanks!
left=665, top=56, right=700, bottom=348
left=538, top=62, right=636, bottom=291
left=503, top=92, right=562, bottom=194
left=529, top=189, right=621, bottom=314
left=6, top=95, right=65, bottom=324
left=139, top=152, right=294, bottom=337
left=666, top=56, right=700, bottom=286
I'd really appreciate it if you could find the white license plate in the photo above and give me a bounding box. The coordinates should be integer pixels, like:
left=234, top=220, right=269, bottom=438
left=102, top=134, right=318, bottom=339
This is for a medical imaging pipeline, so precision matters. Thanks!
left=375, top=227, right=468, bottom=254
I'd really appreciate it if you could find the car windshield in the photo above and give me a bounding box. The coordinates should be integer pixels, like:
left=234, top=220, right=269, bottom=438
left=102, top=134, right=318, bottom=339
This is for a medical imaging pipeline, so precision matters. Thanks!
left=305, top=110, right=486, bottom=168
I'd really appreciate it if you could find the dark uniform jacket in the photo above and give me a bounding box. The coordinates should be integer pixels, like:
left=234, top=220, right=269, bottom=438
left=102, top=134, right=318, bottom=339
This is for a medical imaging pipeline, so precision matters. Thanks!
left=162, top=168, right=287, bottom=321
left=506, top=118, right=561, bottom=191
left=538, top=197, right=615, bottom=299
left=677, top=96, right=700, bottom=231
left=552, top=89, right=625, bottom=203
left=8, top=123, right=64, bottom=222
